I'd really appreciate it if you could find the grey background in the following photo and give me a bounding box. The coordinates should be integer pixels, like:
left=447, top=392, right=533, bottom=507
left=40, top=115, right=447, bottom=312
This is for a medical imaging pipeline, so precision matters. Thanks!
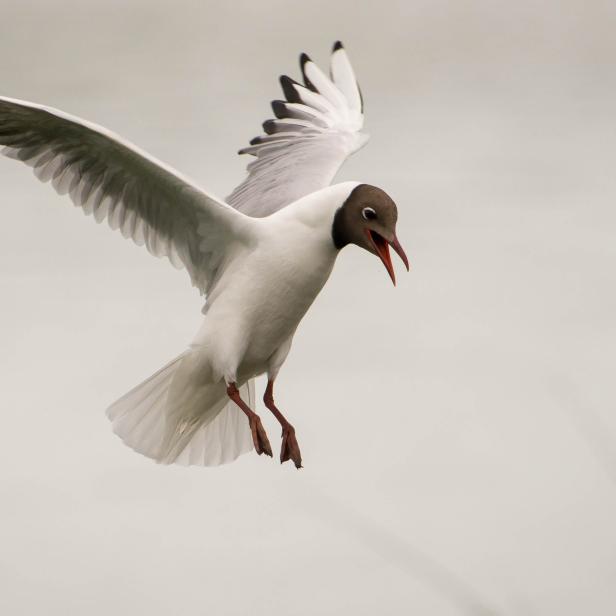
left=1, top=1, right=615, bottom=614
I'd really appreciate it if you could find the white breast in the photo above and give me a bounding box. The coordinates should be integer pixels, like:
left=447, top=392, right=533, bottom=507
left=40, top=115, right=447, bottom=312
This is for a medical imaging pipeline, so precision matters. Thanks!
left=191, top=212, right=339, bottom=382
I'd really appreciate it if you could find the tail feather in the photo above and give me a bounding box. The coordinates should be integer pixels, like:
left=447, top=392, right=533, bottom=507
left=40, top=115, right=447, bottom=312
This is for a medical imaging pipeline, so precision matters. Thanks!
left=173, top=379, right=255, bottom=466
left=107, top=351, right=254, bottom=466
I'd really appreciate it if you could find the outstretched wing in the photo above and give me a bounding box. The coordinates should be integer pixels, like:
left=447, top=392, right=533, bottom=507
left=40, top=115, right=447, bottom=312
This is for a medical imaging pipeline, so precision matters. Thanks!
left=227, top=41, right=368, bottom=217
left=0, top=96, right=254, bottom=295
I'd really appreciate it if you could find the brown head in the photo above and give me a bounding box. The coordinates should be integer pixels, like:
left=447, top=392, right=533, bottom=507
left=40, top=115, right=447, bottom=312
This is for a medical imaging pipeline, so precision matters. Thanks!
left=331, top=184, right=409, bottom=285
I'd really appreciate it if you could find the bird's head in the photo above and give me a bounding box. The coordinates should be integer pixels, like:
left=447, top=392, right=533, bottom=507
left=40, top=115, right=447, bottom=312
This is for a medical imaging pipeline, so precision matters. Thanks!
left=331, top=184, right=409, bottom=285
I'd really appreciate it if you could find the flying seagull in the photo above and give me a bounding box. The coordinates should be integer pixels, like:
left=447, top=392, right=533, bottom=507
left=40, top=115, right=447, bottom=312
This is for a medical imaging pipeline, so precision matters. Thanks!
left=0, top=42, right=408, bottom=469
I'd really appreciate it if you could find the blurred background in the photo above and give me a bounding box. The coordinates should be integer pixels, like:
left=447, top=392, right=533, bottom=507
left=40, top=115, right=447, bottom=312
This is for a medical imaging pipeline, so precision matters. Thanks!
left=1, top=1, right=615, bottom=614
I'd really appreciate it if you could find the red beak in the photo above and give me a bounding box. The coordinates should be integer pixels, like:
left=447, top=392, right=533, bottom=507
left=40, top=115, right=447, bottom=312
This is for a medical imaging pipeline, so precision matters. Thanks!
left=366, top=230, right=410, bottom=285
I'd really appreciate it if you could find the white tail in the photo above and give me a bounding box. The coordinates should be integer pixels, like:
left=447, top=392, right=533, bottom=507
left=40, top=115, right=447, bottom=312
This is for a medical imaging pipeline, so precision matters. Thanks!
left=106, top=351, right=254, bottom=466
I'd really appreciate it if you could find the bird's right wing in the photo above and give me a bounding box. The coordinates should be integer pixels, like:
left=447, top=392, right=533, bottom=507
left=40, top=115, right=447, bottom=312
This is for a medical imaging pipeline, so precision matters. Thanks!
left=0, top=96, right=255, bottom=295
left=227, top=42, right=369, bottom=217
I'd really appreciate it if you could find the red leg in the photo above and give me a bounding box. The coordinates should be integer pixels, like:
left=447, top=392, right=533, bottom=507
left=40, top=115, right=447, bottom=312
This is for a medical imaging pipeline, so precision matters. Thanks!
left=263, top=380, right=302, bottom=469
left=227, top=383, right=272, bottom=458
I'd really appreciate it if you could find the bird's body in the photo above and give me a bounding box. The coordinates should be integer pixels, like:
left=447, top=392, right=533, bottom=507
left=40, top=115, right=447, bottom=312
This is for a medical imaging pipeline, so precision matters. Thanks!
left=196, top=183, right=352, bottom=380
left=0, top=43, right=408, bottom=468
left=108, top=183, right=354, bottom=466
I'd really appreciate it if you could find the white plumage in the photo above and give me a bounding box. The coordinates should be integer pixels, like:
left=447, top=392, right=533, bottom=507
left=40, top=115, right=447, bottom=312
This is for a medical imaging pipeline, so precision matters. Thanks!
left=107, top=353, right=254, bottom=466
left=228, top=45, right=368, bottom=217
left=0, top=42, right=407, bottom=468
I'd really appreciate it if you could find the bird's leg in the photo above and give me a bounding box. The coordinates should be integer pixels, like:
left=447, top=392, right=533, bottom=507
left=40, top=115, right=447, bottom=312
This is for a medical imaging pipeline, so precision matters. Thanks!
left=226, top=383, right=272, bottom=458
left=263, top=380, right=302, bottom=469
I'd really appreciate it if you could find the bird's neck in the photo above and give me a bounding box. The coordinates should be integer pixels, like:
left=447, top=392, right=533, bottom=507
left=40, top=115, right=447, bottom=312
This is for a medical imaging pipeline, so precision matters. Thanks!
left=275, top=182, right=361, bottom=241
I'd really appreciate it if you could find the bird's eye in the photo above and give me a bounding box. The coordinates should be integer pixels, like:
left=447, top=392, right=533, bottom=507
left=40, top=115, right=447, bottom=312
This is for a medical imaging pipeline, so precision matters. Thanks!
left=362, top=207, right=377, bottom=221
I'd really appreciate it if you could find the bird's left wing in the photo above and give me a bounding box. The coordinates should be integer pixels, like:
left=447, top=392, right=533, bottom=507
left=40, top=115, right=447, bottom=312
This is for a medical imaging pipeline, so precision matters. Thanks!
left=227, top=41, right=368, bottom=216
left=0, top=96, right=254, bottom=295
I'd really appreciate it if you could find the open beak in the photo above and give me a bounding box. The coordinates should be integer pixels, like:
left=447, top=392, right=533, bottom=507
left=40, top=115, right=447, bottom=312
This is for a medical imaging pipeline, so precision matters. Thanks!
left=366, top=230, right=410, bottom=286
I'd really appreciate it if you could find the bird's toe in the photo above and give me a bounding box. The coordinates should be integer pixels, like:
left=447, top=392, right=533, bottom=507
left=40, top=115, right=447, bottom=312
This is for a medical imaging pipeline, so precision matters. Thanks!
left=281, top=425, right=302, bottom=469
left=250, top=415, right=273, bottom=457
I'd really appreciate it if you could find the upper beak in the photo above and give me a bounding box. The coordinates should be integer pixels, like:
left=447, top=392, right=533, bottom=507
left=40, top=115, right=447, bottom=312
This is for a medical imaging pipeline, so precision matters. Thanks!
left=366, top=230, right=410, bottom=286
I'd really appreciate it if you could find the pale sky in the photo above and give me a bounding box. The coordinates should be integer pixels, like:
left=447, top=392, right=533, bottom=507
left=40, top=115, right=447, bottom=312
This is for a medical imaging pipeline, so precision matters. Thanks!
left=1, top=1, right=615, bottom=615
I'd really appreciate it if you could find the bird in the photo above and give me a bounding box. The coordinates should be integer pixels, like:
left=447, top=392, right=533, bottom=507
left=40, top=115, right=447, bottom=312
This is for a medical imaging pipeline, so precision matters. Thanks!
left=0, top=41, right=408, bottom=469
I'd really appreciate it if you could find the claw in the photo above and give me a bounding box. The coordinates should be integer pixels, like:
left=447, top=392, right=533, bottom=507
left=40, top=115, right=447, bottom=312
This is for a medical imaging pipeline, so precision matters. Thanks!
left=281, top=425, right=302, bottom=469
left=250, top=415, right=273, bottom=457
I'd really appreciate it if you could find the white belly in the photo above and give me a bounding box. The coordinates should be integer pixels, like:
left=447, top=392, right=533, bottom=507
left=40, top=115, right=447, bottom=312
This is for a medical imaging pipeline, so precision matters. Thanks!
left=191, top=224, right=338, bottom=383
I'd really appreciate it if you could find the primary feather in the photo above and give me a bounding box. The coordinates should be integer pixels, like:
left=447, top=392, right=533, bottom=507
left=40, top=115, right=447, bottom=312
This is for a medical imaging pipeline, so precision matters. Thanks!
left=0, top=96, right=254, bottom=295
left=226, top=41, right=368, bottom=217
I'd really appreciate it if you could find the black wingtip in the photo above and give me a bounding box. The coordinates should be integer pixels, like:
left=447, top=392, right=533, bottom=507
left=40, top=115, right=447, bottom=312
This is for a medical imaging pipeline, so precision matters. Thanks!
left=271, top=100, right=288, bottom=119
left=262, top=119, right=277, bottom=135
left=333, top=40, right=344, bottom=52
left=279, top=75, right=302, bottom=103
left=299, top=53, right=318, bottom=93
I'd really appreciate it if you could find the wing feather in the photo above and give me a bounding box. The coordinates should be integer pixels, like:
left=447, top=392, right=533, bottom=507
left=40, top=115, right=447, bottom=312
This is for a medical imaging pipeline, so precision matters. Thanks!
left=227, top=42, right=369, bottom=217
left=0, top=96, right=254, bottom=294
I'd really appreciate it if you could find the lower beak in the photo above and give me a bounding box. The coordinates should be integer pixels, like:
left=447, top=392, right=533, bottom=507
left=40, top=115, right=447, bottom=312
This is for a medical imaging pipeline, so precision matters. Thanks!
left=367, top=230, right=410, bottom=286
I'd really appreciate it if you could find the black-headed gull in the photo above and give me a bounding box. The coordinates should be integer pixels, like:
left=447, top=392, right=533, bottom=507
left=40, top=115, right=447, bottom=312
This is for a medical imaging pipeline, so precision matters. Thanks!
left=0, top=42, right=408, bottom=469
